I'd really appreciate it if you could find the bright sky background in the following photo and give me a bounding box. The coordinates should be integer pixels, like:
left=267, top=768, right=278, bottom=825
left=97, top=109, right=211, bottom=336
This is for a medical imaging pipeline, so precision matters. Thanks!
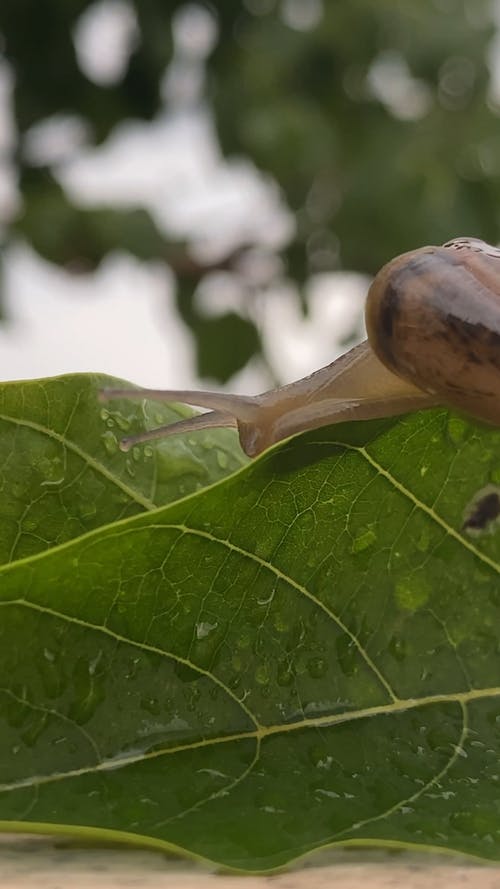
left=4, top=0, right=498, bottom=393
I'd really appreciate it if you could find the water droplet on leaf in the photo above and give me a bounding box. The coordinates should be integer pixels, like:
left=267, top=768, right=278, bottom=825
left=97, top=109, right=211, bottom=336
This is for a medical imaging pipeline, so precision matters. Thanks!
left=255, top=663, right=271, bottom=686
left=101, top=430, right=119, bottom=456
left=217, top=450, right=228, bottom=469
left=394, top=573, right=430, bottom=611
left=351, top=527, right=377, bottom=554
left=307, top=656, right=327, bottom=678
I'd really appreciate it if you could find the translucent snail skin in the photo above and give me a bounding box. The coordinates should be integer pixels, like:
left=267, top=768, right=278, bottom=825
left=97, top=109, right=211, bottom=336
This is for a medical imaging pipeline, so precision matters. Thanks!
left=100, top=237, right=500, bottom=457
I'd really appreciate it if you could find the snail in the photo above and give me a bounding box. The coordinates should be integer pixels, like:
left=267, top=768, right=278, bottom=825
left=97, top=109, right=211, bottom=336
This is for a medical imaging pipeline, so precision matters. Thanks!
left=100, top=237, right=500, bottom=457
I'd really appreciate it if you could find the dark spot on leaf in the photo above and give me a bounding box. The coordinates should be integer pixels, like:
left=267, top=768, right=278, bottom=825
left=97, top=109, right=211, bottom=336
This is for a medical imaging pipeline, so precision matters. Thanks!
left=462, top=486, right=500, bottom=534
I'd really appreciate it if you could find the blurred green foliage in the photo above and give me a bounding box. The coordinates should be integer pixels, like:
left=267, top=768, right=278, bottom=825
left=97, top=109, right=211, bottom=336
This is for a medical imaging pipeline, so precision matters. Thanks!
left=1, top=0, right=500, bottom=380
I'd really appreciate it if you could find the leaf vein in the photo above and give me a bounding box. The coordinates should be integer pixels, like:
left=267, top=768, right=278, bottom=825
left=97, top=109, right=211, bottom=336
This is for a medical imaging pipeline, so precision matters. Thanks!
left=0, top=412, right=155, bottom=512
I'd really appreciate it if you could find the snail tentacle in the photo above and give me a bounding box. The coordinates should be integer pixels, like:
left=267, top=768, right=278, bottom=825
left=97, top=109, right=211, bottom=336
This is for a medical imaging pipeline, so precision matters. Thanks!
left=117, top=410, right=237, bottom=452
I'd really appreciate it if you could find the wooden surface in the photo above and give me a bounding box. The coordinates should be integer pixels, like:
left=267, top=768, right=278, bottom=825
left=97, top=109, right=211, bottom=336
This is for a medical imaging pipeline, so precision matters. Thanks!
left=1, top=836, right=500, bottom=888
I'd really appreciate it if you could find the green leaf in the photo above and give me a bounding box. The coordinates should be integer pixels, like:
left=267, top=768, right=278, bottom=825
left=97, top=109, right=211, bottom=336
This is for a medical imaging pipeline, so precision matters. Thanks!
left=0, top=374, right=246, bottom=564
left=1, top=381, right=500, bottom=871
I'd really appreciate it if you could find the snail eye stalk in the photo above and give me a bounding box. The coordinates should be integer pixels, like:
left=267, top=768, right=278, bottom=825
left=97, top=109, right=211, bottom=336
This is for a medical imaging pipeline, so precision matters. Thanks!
left=98, top=387, right=257, bottom=452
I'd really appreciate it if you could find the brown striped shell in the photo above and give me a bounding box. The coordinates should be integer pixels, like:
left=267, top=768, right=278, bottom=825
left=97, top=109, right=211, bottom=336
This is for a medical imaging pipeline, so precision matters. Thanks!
left=365, top=237, right=500, bottom=426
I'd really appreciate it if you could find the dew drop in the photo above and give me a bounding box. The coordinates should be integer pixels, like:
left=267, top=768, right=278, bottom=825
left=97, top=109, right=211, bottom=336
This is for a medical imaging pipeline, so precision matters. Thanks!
left=156, top=448, right=206, bottom=482
left=38, top=456, right=64, bottom=484
left=308, top=745, right=332, bottom=768
left=257, top=589, right=275, bottom=606
left=101, top=430, right=119, bottom=456
left=450, top=811, right=498, bottom=838
left=427, top=726, right=456, bottom=754
left=40, top=655, right=64, bottom=698
left=335, top=636, right=358, bottom=677
left=255, top=663, right=271, bottom=686
left=316, top=788, right=339, bottom=799
left=388, top=635, right=407, bottom=662
left=307, top=656, right=327, bottom=678
left=140, top=696, right=161, bottom=715
left=394, top=574, right=430, bottom=611
left=253, top=539, right=269, bottom=559
left=79, top=500, right=97, bottom=519
left=196, top=620, right=218, bottom=640
left=351, top=527, right=377, bottom=554
left=113, top=412, right=131, bottom=432
left=237, top=632, right=252, bottom=650
left=231, top=655, right=243, bottom=672
left=23, top=517, right=38, bottom=532
left=88, top=650, right=103, bottom=676
left=217, top=450, right=229, bottom=469
left=416, top=528, right=430, bottom=552
left=68, top=657, right=106, bottom=724
left=447, top=416, right=466, bottom=444
left=277, top=666, right=294, bottom=687
left=21, top=714, right=48, bottom=747
left=273, top=613, right=289, bottom=633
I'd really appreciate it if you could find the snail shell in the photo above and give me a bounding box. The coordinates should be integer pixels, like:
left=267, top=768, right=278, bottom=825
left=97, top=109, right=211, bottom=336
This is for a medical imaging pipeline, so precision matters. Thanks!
left=366, top=237, right=500, bottom=426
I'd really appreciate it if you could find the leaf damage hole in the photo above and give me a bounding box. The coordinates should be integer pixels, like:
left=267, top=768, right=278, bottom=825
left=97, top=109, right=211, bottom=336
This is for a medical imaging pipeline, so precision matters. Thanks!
left=462, top=485, right=500, bottom=535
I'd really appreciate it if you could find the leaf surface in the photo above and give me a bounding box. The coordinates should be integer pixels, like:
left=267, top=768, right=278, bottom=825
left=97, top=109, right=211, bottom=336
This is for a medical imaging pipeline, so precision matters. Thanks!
left=0, top=374, right=245, bottom=563
left=1, top=382, right=500, bottom=871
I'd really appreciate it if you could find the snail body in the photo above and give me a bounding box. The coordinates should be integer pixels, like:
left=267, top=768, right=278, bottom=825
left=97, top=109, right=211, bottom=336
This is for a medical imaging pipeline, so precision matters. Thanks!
left=101, top=237, right=500, bottom=457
